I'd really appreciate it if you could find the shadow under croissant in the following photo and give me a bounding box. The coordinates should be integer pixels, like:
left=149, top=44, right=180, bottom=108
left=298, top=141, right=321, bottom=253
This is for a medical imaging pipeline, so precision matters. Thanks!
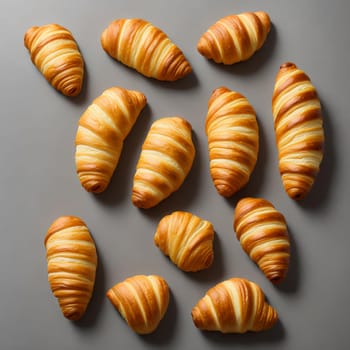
left=72, top=235, right=106, bottom=328
left=198, top=317, right=286, bottom=344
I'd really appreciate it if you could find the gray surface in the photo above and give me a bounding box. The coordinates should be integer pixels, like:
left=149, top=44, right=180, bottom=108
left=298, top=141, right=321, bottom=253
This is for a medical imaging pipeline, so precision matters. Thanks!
left=1, top=0, right=349, bottom=349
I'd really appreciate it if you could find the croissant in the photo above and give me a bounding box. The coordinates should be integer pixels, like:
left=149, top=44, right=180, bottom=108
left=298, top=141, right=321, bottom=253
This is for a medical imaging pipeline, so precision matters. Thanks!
left=44, top=216, right=98, bottom=320
left=191, top=277, right=278, bottom=333
left=132, top=116, right=195, bottom=208
left=101, top=18, right=192, bottom=81
left=24, top=24, right=84, bottom=96
left=205, top=87, right=259, bottom=197
left=233, top=197, right=290, bottom=284
left=75, top=86, right=147, bottom=193
left=106, top=275, right=169, bottom=334
left=272, top=62, right=324, bottom=200
left=197, top=11, right=271, bottom=65
left=154, top=211, right=214, bottom=272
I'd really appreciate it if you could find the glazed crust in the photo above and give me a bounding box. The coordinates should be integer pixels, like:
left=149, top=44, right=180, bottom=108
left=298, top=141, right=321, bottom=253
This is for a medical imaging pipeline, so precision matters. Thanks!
left=197, top=11, right=271, bottom=65
left=24, top=23, right=84, bottom=96
left=272, top=62, right=324, bottom=200
left=205, top=87, right=259, bottom=197
left=234, top=197, right=290, bottom=284
left=132, top=116, right=195, bottom=208
left=45, top=216, right=97, bottom=321
left=106, top=275, right=169, bottom=334
left=75, top=86, right=147, bottom=193
left=191, top=277, right=278, bottom=333
left=101, top=18, right=192, bottom=81
left=154, top=211, right=214, bottom=272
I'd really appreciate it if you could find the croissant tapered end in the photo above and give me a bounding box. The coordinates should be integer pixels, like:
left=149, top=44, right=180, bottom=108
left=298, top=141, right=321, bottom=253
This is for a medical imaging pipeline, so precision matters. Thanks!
left=75, top=86, right=147, bottom=193
left=101, top=18, right=192, bottom=81
left=191, top=278, right=278, bottom=333
left=272, top=62, right=324, bottom=200
left=205, top=86, right=259, bottom=197
left=197, top=11, right=271, bottom=65
left=106, top=275, right=170, bottom=334
left=45, top=216, right=98, bottom=321
left=234, top=197, right=290, bottom=284
left=132, top=116, right=195, bottom=208
left=24, top=24, right=84, bottom=96
left=154, top=211, right=214, bottom=272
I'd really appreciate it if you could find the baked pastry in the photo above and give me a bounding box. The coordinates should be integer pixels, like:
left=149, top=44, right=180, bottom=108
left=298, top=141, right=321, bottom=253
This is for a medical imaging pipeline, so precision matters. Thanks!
left=106, top=275, right=169, bottom=334
left=132, top=116, right=195, bottom=208
left=24, top=23, right=84, bottom=96
left=272, top=62, right=324, bottom=200
left=154, top=211, right=214, bottom=272
left=45, top=216, right=97, bottom=320
left=197, top=11, right=271, bottom=65
left=205, top=87, right=259, bottom=197
left=191, top=277, right=278, bottom=333
left=75, top=86, right=147, bottom=193
left=233, top=197, right=290, bottom=284
left=101, top=18, right=192, bottom=81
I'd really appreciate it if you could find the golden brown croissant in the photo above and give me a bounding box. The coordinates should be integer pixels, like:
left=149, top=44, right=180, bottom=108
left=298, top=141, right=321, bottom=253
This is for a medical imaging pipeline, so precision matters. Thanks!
left=101, top=18, right=192, bottom=81
left=132, top=117, right=195, bottom=208
left=75, top=86, right=147, bottom=193
left=24, top=24, right=84, bottom=96
left=154, top=211, right=214, bottom=272
left=106, top=275, right=169, bottom=334
left=45, top=216, right=98, bottom=321
left=233, top=197, right=290, bottom=284
left=272, top=62, right=324, bottom=200
left=197, top=11, right=271, bottom=65
left=205, top=87, right=259, bottom=197
left=191, top=277, right=278, bottom=333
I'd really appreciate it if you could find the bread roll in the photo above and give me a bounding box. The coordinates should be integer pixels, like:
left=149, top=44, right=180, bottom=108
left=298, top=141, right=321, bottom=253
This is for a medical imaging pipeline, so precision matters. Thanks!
left=101, top=18, right=192, bottom=81
left=45, top=216, right=97, bottom=320
left=154, top=211, right=214, bottom=272
left=205, top=87, right=259, bottom=197
left=106, top=275, right=169, bottom=334
left=24, top=23, right=84, bottom=96
left=197, top=11, right=271, bottom=65
left=272, top=62, right=324, bottom=200
left=132, top=117, right=195, bottom=208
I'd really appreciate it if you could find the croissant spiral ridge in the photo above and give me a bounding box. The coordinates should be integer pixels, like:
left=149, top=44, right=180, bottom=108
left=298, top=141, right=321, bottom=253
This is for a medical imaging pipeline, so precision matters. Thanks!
left=101, top=18, right=192, bottom=81
left=45, top=216, right=98, bottom=321
left=197, top=11, right=271, bottom=65
left=234, top=197, right=290, bottom=284
left=24, top=23, right=84, bottom=96
left=106, top=275, right=170, bottom=334
left=272, top=62, right=324, bottom=200
left=206, top=87, right=259, bottom=197
left=154, top=211, right=214, bottom=272
left=132, top=116, right=195, bottom=208
left=75, top=86, right=147, bottom=193
left=191, top=277, right=278, bottom=333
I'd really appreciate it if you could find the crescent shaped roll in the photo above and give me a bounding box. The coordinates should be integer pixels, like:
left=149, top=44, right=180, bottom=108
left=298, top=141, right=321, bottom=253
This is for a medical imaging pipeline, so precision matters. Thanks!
left=154, top=211, right=214, bottom=272
left=45, top=216, right=98, bottom=321
left=233, top=197, right=290, bottom=284
left=205, top=87, right=259, bottom=197
left=197, top=11, right=271, bottom=65
left=106, top=275, right=170, bottom=334
left=75, top=86, right=147, bottom=193
left=191, top=277, right=278, bottom=333
left=132, top=117, right=195, bottom=208
left=272, top=62, right=325, bottom=200
left=101, top=18, right=192, bottom=81
left=24, top=24, right=84, bottom=96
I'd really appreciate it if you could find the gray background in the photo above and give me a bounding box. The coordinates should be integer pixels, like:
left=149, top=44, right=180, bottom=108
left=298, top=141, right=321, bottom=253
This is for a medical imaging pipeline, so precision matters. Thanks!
left=1, top=0, right=349, bottom=349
